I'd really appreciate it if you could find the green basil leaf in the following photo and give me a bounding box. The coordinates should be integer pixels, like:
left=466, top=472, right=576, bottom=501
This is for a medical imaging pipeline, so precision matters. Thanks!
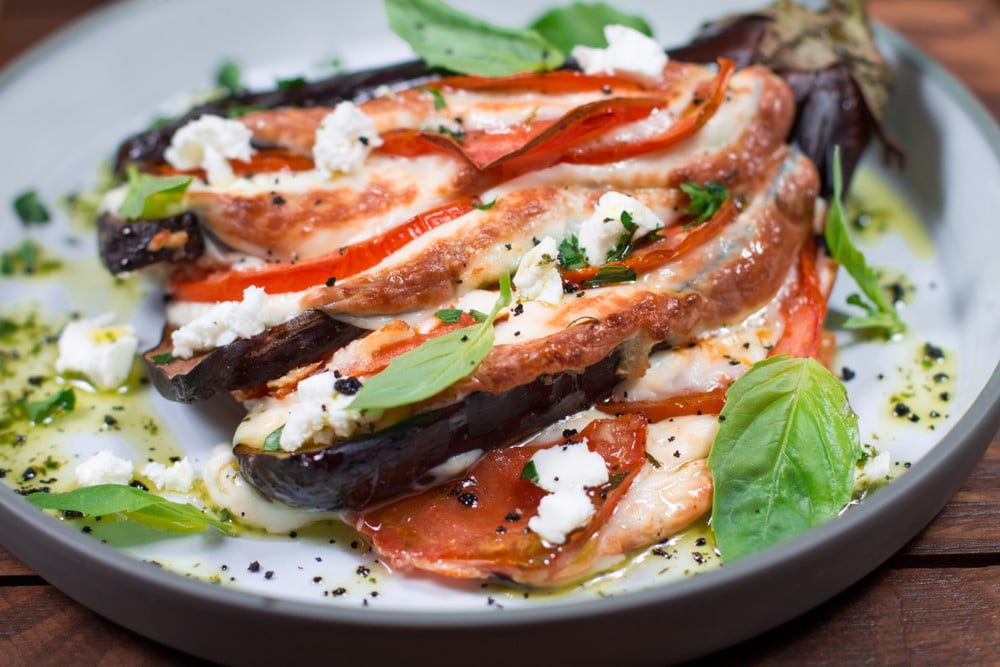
left=558, top=234, right=587, bottom=270
left=350, top=273, right=512, bottom=410
left=435, top=308, right=464, bottom=324
left=680, top=181, right=729, bottom=227
left=520, top=460, right=539, bottom=483
left=385, top=0, right=564, bottom=76
left=26, top=484, right=234, bottom=535
left=216, top=60, right=243, bottom=94
left=825, top=147, right=905, bottom=337
left=468, top=309, right=488, bottom=323
left=263, top=425, right=284, bottom=452
left=119, top=166, right=193, bottom=221
left=708, top=356, right=860, bottom=561
left=0, top=240, right=62, bottom=276
left=530, top=2, right=653, bottom=54
left=424, top=86, right=447, bottom=110
left=276, top=76, right=307, bottom=90
left=22, top=388, right=75, bottom=422
left=13, top=190, right=51, bottom=225
left=473, top=198, right=497, bottom=211
left=150, top=352, right=174, bottom=365
left=585, top=264, right=636, bottom=287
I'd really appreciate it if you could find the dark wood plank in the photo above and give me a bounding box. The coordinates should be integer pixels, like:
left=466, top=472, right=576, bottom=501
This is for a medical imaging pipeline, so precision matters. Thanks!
left=0, top=545, right=35, bottom=577
left=692, top=565, right=1000, bottom=666
left=0, top=586, right=209, bottom=666
left=899, top=438, right=1000, bottom=561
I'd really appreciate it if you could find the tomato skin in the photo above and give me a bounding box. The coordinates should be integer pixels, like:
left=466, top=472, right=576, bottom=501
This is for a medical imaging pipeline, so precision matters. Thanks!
left=769, top=242, right=828, bottom=360
left=428, top=70, right=645, bottom=95
left=599, top=388, right=728, bottom=422
left=168, top=198, right=476, bottom=302
left=356, top=414, right=647, bottom=581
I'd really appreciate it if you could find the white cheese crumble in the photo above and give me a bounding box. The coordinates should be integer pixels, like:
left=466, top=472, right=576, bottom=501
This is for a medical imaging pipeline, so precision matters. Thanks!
left=75, top=450, right=134, bottom=487
left=513, top=236, right=563, bottom=305
left=141, top=457, right=197, bottom=493
left=170, top=286, right=301, bottom=359
left=855, top=448, right=892, bottom=492
left=278, top=371, right=381, bottom=452
left=313, top=101, right=383, bottom=177
left=526, top=441, right=609, bottom=544
left=201, top=444, right=333, bottom=533
left=571, top=25, right=668, bottom=87
left=164, top=114, right=255, bottom=186
left=577, top=191, right=663, bottom=266
left=55, top=313, right=138, bottom=390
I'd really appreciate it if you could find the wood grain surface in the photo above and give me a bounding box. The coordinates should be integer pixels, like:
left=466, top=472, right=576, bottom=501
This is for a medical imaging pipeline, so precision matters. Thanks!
left=1, top=0, right=999, bottom=665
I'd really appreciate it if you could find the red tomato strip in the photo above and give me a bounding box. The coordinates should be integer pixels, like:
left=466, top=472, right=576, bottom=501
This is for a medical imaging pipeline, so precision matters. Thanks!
left=356, top=414, right=647, bottom=581
left=561, top=198, right=738, bottom=287
left=769, top=241, right=828, bottom=359
left=155, top=148, right=315, bottom=179
left=428, top=70, right=645, bottom=95
left=598, top=388, right=728, bottom=422
left=169, top=198, right=477, bottom=302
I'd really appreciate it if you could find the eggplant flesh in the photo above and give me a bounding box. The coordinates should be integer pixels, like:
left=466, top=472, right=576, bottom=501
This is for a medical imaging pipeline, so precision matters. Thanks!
left=144, top=310, right=364, bottom=403
left=236, top=352, right=621, bottom=511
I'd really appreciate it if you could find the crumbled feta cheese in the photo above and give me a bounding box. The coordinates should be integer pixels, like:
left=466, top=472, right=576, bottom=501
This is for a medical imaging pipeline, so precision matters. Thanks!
left=164, top=114, right=255, bottom=186
left=76, top=450, right=134, bottom=487
left=313, top=101, right=383, bottom=177
left=577, top=191, right=663, bottom=266
left=278, top=371, right=381, bottom=452
left=854, top=449, right=892, bottom=492
left=141, top=457, right=197, bottom=493
left=55, top=313, right=138, bottom=390
left=170, top=286, right=301, bottom=359
left=526, top=441, right=609, bottom=544
left=571, top=25, right=668, bottom=87
left=202, top=444, right=333, bottom=533
left=513, top=236, right=563, bottom=304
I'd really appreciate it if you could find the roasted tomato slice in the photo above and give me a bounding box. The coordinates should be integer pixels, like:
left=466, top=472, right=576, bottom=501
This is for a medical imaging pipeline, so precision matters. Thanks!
left=356, top=414, right=647, bottom=582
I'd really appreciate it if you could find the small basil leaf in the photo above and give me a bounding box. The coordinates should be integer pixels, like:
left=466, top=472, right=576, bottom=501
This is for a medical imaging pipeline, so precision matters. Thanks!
left=520, top=460, right=539, bottom=483
left=530, top=2, right=653, bottom=54
left=386, top=0, right=564, bottom=76
left=26, top=484, right=234, bottom=535
left=119, top=166, right=193, bottom=221
left=350, top=273, right=512, bottom=411
left=435, top=308, right=463, bottom=324
left=21, top=388, right=75, bottom=422
left=680, top=181, right=728, bottom=227
left=13, top=190, right=51, bottom=224
left=216, top=60, right=243, bottom=94
left=585, top=265, right=636, bottom=287
left=825, top=147, right=905, bottom=337
left=708, top=356, right=860, bottom=561
left=263, top=426, right=284, bottom=452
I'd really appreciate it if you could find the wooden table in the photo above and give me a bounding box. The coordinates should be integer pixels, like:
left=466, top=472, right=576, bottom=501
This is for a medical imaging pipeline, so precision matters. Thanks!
left=1, top=1, right=998, bottom=664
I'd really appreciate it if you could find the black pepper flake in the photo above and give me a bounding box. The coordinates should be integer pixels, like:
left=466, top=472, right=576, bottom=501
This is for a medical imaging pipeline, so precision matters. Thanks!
left=313, top=576, right=323, bottom=583
left=692, top=553, right=705, bottom=564
left=512, top=303, right=524, bottom=316
left=221, top=564, right=229, bottom=572
left=61, top=510, right=83, bottom=519
left=264, top=570, right=275, bottom=580
left=563, top=283, right=579, bottom=294
left=82, top=526, right=92, bottom=534
left=248, top=561, right=261, bottom=573
left=457, top=492, right=478, bottom=507
left=601, top=85, right=612, bottom=94
left=331, top=587, right=347, bottom=596
left=673, top=450, right=681, bottom=458
left=334, top=376, right=362, bottom=395
left=272, top=195, right=286, bottom=205
left=21, top=467, right=36, bottom=482
left=325, top=276, right=337, bottom=287
left=504, top=512, right=521, bottom=522
left=27, top=375, right=44, bottom=386
left=358, top=136, right=369, bottom=146
left=350, top=540, right=359, bottom=549
left=289, top=531, right=298, bottom=538
left=842, top=367, right=856, bottom=381
left=504, top=243, right=512, bottom=250
left=940, top=392, right=950, bottom=402
left=651, top=547, right=670, bottom=558
left=562, top=428, right=578, bottom=438
left=0, top=469, right=6, bottom=479
left=103, top=414, right=119, bottom=429
left=356, top=566, right=370, bottom=577
left=893, top=403, right=911, bottom=417
left=460, top=335, right=469, bottom=342
left=495, top=526, right=507, bottom=534
left=695, top=537, right=706, bottom=547
left=930, top=410, right=941, bottom=418
left=933, top=372, right=949, bottom=383
left=923, top=342, right=944, bottom=362
left=130, top=480, right=148, bottom=491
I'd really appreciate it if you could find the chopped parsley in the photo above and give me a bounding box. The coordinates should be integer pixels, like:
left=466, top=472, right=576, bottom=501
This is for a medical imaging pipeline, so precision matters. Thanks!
left=680, top=181, right=729, bottom=227
left=13, top=190, right=51, bottom=225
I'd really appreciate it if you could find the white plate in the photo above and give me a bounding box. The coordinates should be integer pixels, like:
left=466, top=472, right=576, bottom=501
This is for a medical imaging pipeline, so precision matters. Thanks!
left=1, top=1, right=999, bottom=664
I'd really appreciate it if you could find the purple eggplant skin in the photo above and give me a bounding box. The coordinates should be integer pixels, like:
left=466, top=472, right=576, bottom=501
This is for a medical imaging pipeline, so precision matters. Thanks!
left=668, top=15, right=881, bottom=196
left=236, top=352, right=621, bottom=511
left=145, top=310, right=364, bottom=403
left=114, top=60, right=437, bottom=174
left=98, top=211, right=205, bottom=274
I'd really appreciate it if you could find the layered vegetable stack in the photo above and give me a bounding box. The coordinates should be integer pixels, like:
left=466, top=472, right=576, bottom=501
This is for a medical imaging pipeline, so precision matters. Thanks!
left=91, top=0, right=898, bottom=584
